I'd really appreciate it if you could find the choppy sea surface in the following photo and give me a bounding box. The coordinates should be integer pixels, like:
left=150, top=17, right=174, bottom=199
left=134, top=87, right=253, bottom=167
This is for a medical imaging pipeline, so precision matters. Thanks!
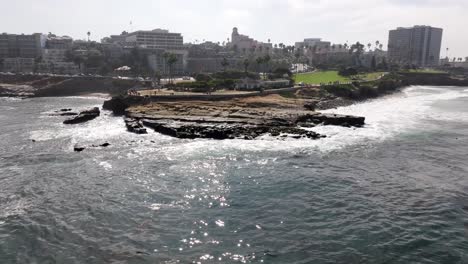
left=1, top=86, right=468, bottom=263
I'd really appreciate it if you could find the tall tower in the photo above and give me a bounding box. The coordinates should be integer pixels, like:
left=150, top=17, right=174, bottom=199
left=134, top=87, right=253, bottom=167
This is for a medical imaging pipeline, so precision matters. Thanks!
left=232, top=27, right=239, bottom=44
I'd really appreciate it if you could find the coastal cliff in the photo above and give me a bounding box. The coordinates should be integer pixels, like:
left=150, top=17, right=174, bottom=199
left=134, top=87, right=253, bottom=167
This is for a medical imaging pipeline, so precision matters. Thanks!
left=0, top=74, right=137, bottom=97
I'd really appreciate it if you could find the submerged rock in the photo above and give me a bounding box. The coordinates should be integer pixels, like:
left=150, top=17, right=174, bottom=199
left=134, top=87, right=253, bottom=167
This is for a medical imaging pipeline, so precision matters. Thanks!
left=74, top=145, right=86, bottom=152
left=295, top=113, right=365, bottom=127
left=63, top=107, right=100, bottom=125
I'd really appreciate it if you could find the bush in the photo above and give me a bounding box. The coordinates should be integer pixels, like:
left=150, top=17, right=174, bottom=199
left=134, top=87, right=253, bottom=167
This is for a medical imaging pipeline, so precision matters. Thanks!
left=271, top=67, right=293, bottom=78
left=213, top=70, right=259, bottom=80
left=175, top=81, right=209, bottom=89
left=322, top=84, right=355, bottom=98
left=338, top=67, right=358, bottom=77
left=194, top=73, right=212, bottom=82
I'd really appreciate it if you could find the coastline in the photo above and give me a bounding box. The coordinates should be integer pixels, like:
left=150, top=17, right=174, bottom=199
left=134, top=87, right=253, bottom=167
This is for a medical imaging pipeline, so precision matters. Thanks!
left=102, top=72, right=468, bottom=140
left=3, top=72, right=468, bottom=140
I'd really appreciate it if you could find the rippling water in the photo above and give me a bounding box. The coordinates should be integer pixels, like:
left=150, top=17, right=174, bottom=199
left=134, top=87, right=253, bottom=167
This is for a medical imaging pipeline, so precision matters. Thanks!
left=1, top=87, right=468, bottom=263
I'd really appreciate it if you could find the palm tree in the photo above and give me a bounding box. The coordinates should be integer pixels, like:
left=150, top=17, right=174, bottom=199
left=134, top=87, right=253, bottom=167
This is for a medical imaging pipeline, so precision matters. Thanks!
left=164, top=53, right=178, bottom=85
left=221, top=57, right=229, bottom=72
left=263, top=55, right=271, bottom=79
left=256, top=57, right=264, bottom=74
left=87, top=31, right=91, bottom=42
left=350, top=42, right=365, bottom=66
left=243, top=59, right=250, bottom=75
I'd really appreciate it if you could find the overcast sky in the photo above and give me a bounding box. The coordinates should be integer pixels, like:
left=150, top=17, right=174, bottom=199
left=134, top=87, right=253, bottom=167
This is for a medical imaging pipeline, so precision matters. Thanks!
left=2, top=0, right=467, bottom=58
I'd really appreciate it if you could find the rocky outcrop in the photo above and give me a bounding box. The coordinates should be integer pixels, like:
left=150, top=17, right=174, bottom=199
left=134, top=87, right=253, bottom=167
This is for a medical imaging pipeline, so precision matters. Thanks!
left=399, top=72, right=468, bottom=86
left=103, top=96, right=146, bottom=116
left=64, top=107, right=100, bottom=124
left=124, top=118, right=147, bottom=134
left=114, top=94, right=367, bottom=140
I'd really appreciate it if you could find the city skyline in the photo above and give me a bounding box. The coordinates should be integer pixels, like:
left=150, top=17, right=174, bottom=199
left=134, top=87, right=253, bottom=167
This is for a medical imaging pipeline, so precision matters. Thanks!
left=1, top=0, right=467, bottom=58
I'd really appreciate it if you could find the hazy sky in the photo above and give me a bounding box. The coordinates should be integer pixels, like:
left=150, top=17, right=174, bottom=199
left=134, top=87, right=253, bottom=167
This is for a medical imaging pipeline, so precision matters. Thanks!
left=2, top=0, right=467, bottom=58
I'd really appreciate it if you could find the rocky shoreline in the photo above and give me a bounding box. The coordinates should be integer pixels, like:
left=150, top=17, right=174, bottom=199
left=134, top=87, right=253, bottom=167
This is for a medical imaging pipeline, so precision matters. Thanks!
left=103, top=93, right=366, bottom=140
left=8, top=71, right=468, bottom=141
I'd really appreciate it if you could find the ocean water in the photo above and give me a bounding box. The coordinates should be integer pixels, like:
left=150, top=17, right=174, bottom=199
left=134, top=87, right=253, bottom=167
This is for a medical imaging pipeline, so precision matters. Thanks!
left=0, top=86, right=468, bottom=263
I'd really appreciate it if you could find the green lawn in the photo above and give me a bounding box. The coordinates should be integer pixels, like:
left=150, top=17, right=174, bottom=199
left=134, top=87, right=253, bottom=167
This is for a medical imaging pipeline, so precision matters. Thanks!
left=294, top=71, right=385, bottom=84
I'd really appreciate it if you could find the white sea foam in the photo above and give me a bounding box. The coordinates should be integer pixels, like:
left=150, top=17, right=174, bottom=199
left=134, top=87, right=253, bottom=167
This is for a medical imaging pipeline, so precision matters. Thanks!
left=159, top=86, right=468, bottom=155
left=29, top=86, right=468, bottom=155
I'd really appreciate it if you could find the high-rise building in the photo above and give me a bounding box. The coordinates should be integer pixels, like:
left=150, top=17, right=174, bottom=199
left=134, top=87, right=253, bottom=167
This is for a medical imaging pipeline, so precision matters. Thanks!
left=0, top=33, right=46, bottom=59
left=387, top=25, right=443, bottom=66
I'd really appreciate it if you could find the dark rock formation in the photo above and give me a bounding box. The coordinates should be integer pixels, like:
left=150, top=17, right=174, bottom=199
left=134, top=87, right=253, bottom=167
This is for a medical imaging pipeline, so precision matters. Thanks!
left=124, top=118, right=147, bottom=134
left=103, top=97, right=130, bottom=116
left=103, top=96, right=147, bottom=116
left=295, top=113, right=365, bottom=127
left=304, top=102, right=317, bottom=111
left=142, top=120, right=324, bottom=140
left=49, top=108, right=77, bottom=116
left=63, top=107, right=100, bottom=124
left=59, top=112, right=78, bottom=116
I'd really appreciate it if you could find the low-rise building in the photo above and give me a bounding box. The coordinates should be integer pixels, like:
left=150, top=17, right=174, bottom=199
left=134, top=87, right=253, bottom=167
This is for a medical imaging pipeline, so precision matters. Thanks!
left=2, top=58, right=34, bottom=72
left=46, top=35, right=73, bottom=50
left=295, top=38, right=331, bottom=52
left=37, top=48, right=79, bottom=74
left=0, top=33, right=46, bottom=59
left=235, top=78, right=262, bottom=90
